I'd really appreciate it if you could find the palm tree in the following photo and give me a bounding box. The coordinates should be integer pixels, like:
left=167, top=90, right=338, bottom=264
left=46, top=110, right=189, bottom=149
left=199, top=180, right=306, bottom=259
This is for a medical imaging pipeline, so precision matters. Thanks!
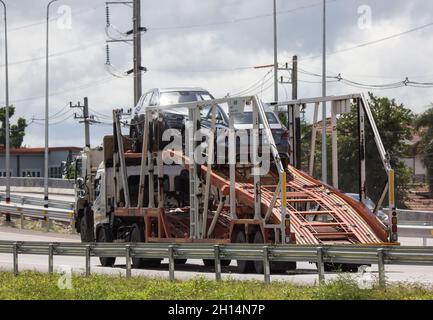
left=415, top=107, right=433, bottom=193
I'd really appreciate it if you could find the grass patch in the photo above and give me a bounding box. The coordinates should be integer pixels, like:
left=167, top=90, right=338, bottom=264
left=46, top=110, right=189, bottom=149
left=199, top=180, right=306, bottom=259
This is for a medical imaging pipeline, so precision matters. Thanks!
left=0, top=271, right=432, bottom=300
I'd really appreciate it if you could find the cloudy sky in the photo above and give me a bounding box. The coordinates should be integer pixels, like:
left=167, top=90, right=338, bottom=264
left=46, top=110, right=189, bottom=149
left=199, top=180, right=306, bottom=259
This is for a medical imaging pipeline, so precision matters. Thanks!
left=1, top=0, right=433, bottom=148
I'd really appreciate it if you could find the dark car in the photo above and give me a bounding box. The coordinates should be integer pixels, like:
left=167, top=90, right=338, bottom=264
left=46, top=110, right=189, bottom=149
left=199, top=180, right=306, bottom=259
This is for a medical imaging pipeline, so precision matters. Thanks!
left=129, top=87, right=214, bottom=152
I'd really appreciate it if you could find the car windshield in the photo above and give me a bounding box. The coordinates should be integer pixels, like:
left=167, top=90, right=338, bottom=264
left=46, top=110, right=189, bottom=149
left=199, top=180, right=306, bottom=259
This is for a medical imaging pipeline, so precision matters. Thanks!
left=347, top=194, right=377, bottom=211
left=159, top=91, right=212, bottom=106
left=233, top=112, right=279, bottom=125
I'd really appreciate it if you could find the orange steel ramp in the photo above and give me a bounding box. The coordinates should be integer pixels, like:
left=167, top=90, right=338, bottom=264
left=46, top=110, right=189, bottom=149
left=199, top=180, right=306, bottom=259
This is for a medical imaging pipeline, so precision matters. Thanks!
left=165, top=151, right=389, bottom=245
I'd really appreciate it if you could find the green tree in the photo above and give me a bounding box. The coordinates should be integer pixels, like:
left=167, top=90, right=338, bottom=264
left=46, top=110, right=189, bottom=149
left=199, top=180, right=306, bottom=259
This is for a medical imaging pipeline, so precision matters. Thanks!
left=0, top=106, right=27, bottom=148
left=415, top=107, right=433, bottom=193
left=337, top=93, right=414, bottom=207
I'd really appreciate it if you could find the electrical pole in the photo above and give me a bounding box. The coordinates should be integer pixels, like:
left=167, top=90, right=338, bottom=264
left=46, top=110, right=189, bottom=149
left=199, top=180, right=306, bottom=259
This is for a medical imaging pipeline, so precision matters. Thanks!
left=71, top=97, right=97, bottom=148
left=273, top=0, right=278, bottom=102
left=133, top=0, right=142, bottom=106
left=291, top=55, right=298, bottom=100
left=1, top=1, right=11, bottom=224
left=44, top=0, right=59, bottom=208
left=106, top=0, right=146, bottom=106
left=321, top=0, right=328, bottom=184
left=292, top=55, right=302, bottom=169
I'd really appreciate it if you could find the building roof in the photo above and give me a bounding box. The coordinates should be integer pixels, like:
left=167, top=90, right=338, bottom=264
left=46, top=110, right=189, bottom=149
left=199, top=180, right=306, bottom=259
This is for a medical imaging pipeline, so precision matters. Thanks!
left=0, top=146, right=81, bottom=155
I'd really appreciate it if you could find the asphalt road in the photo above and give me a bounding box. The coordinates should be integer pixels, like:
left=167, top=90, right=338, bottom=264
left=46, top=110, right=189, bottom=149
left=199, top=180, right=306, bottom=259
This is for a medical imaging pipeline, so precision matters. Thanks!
left=0, top=226, right=432, bottom=286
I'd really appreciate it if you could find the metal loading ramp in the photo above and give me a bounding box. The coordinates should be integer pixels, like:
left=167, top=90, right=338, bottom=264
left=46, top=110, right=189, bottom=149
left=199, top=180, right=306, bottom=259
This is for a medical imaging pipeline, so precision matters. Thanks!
left=173, top=151, right=388, bottom=245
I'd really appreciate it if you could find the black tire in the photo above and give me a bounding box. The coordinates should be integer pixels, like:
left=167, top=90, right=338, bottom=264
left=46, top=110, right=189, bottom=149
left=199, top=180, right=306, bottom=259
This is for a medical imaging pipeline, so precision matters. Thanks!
left=97, top=225, right=116, bottom=267
left=130, top=224, right=161, bottom=269
left=80, top=207, right=94, bottom=243
left=203, top=259, right=231, bottom=267
left=253, top=230, right=296, bottom=274
left=324, top=263, right=361, bottom=273
left=175, top=259, right=188, bottom=265
left=235, top=231, right=255, bottom=273
left=253, top=231, right=265, bottom=274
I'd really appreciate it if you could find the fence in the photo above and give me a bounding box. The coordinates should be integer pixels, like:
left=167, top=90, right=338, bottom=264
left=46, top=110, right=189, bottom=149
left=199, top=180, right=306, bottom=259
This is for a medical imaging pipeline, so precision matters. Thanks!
left=0, top=195, right=75, bottom=232
left=0, top=177, right=74, bottom=190
left=0, top=241, right=432, bottom=286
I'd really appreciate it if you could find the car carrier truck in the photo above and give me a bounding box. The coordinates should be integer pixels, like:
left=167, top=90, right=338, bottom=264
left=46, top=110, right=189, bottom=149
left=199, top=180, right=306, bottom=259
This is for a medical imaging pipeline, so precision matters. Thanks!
left=73, top=94, right=396, bottom=274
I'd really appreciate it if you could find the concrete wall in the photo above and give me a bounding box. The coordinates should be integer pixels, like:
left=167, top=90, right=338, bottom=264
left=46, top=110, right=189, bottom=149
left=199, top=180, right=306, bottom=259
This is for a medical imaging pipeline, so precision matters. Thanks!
left=0, top=150, right=78, bottom=177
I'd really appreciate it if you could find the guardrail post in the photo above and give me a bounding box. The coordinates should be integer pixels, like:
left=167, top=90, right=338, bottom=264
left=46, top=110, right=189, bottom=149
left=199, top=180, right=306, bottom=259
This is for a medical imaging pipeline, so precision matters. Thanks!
left=377, top=248, right=386, bottom=288
left=48, top=244, right=54, bottom=274
left=263, top=246, right=270, bottom=284
left=19, top=209, right=24, bottom=229
left=85, top=244, right=91, bottom=276
left=125, top=244, right=131, bottom=278
left=423, top=237, right=427, bottom=247
left=168, top=245, right=175, bottom=281
left=13, top=242, right=18, bottom=276
left=70, top=215, right=76, bottom=235
left=316, top=247, right=325, bottom=285
left=214, top=245, right=221, bottom=281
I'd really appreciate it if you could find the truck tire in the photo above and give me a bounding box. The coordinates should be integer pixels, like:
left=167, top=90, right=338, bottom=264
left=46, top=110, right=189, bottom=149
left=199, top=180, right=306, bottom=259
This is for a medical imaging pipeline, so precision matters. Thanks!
left=97, top=225, right=116, bottom=267
left=130, top=224, right=162, bottom=269
left=235, top=230, right=255, bottom=273
left=203, top=259, right=231, bottom=267
left=253, top=231, right=296, bottom=274
left=80, top=206, right=94, bottom=243
left=323, top=263, right=362, bottom=273
left=253, top=231, right=265, bottom=274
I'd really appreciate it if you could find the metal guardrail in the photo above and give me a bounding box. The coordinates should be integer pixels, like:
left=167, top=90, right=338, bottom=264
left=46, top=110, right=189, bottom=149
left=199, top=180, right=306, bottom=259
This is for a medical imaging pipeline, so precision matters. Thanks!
left=0, top=241, right=432, bottom=286
left=0, top=195, right=75, bottom=231
left=0, top=194, right=74, bottom=210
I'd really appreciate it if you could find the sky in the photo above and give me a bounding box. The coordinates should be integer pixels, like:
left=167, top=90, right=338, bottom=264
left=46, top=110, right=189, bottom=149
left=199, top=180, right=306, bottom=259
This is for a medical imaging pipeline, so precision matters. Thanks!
left=0, top=0, right=433, bottom=148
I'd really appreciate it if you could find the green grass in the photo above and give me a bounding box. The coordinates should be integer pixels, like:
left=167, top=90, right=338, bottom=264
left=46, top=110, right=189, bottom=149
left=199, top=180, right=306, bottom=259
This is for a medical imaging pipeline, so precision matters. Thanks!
left=0, top=271, right=432, bottom=300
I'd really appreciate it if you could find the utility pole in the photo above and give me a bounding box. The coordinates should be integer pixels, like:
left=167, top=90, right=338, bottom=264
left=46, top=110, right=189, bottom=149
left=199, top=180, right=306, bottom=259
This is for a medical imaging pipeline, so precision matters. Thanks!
left=1, top=1, right=10, bottom=224
left=70, top=97, right=97, bottom=148
left=105, top=0, right=146, bottom=106
left=133, top=0, right=142, bottom=105
left=44, top=0, right=59, bottom=208
left=292, top=55, right=302, bottom=169
left=291, top=55, right=298, bottom=100
left=321, top=0, right=328, bottom=184
left=273, top=0, right=278, bottom=102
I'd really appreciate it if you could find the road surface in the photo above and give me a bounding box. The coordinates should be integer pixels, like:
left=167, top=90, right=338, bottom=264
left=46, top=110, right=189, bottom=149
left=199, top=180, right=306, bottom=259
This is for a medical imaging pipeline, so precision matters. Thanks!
left=0, top=226, right=432, bottom=286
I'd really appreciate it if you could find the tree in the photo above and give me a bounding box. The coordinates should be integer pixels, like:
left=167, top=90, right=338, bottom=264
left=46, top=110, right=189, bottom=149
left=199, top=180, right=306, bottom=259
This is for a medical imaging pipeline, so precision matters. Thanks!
left=415, top=107, right=433, bottom=193
left=337, top=93, right=414, bottom=207
left=0, top=106, right=27, bottom=148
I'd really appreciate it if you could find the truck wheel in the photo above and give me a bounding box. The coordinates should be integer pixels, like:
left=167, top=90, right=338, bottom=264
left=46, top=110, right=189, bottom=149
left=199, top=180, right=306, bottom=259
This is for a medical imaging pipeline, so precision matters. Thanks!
left=235, top=231, right=255, bottom=273
left=97, top=225, right=116, bottom=267
left=203, top=259, right=231, bottom=267
left=323, top=263, right=362, bottom=273
left=130, top=224, right=161, bottom=269
left=253, top=231, right=296, bottom=274
left=253, top=231, right=264, bottom=274
left=80, top=207, right=94, bottom=243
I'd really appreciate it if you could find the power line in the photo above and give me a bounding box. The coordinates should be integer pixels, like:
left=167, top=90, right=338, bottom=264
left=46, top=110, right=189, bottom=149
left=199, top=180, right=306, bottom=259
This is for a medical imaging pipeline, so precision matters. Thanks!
left=298, top=68, right=433, bottom=89
left=149, top=0, right=337, bottom=31
left=8, top=3, right=105, bottom=33
left=10, top=76, right=124, bottom=104
left=303, top=20, right=433, bottom=61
